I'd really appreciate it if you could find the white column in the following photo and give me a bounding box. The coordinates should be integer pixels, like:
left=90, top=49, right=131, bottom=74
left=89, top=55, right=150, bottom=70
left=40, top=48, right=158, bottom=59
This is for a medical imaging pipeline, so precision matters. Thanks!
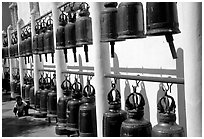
left=51, top=2, right=67, bottom=101
left=7, top=25, right=15, bottom=99
left=17, top=19, right=25, bottom=98
left=182, top=3, right=202, bottom=137
left=31, top=9, right=44, bottom=95
left=90, top=2, right=111, bottom=137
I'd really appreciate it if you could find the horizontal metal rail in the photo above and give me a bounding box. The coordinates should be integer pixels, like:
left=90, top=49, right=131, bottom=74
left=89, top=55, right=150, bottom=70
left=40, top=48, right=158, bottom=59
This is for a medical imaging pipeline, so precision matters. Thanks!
left=39, top=69, right=56, bottom=72
left=35, top=2, right=71, bottom=22
left=23, top=68, right=33, bottom=71
left=62, top=70, right=94, bottom=76
left=104, top=74, right=184, bottom=84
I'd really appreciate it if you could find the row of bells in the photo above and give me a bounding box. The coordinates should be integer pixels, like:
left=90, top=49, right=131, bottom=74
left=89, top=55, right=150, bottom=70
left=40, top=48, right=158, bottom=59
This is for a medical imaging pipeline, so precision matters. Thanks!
left=101, top=2, right=180, bottom=59
left=103, top=83, right=184, bottom=137
left=55, top=76, right=97, bottom=136
left=10, top=69, right=184, bottom=137
left=2, top=2, right=180, bottom=62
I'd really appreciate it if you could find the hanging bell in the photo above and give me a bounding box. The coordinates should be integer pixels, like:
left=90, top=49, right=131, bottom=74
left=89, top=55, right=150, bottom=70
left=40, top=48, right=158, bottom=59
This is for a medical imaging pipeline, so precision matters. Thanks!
left=47, top=74, right=57, bottom=115
left=56, top=10, right=68, bottom=62
left=152, top=93, right=184, bottom=137
left=19, top=31, right=26, bottom=63
left=79, top=77, right=97, bottom=137
left=120, top=86, right=152, bottom=137
left=75, top=3, right=92, bottom=62
left=2, top=33, right=9, bottom=63
left=55, top=75, right=72, bottom=135
left=146, top=2, right=181, bottom=59
left=13, top=34, right=19, bottom=59
left=33, top=22, right=40, bottom=56
left=65, top=9, right=81, bottom=63
left=9, top=36, right=15, bottom=59
left=37, top=20, right=46, bottom=62
left=100, top=2, right=124, bottom=58
left=44, top=16, right=55, bottom=63
left=67, top=77, right=82, bottom=129
left=103, top=82, right=127, bottom=137
left=25, top=28, right=32, bottom=63
left=117, top=2, right=145, bottom=40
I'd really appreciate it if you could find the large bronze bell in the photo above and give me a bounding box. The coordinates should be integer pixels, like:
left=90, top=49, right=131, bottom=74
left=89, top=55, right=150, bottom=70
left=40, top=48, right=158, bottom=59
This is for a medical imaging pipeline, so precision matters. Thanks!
left=100, top=2, right=124, bottom=58
left=75, top=3, right=92, bottom=62
left=55, top=75, right=72, bottom=135
left=25, top=28, right=32, bottom=63
left=44, top=16, right=55, bottom=63
left=120, top=86, right=152, bottom=137
left=9, top=36, right=15, bottom=59
left=79, top=78, right=97, bottom=137
left=33, top=22, right=40, bottom=56
left=117, top=2, right=145, bottom=39
left=65, top=9, right=81, bottom=63
left=56, top=10, right=68, bottom=62
left=67, top=77, right=82, bottom=129
left=103, top=82, right=127, bottom=137
left=47, top=74, right=57, bottom=115
left=152, top=92, right=184, bottom=137
left=2, top=33, right=9, bottom=62
left=146, top=2, right=180, bottom=59
left=37, top=20, right=46, bottom=62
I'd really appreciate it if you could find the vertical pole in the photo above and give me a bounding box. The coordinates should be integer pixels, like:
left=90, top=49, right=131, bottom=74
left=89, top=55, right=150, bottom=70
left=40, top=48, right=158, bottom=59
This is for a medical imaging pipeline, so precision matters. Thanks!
left=51, top=2, right=67, bottom=101
left=90, top=2, right=111, bottom=137
left=31, top=9, right=44, bottom=95
left=182, top=3, right=202, bottom=137
left=7, top=25, right=15, bottom=99
left=17, top=19, right=25, bottom=98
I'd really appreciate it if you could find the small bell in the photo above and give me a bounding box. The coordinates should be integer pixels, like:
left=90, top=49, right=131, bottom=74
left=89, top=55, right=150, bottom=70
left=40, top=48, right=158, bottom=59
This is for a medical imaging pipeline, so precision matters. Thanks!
left=75, top=3, right=92, bottom=62
left=146, top=2, right=181, bottom=59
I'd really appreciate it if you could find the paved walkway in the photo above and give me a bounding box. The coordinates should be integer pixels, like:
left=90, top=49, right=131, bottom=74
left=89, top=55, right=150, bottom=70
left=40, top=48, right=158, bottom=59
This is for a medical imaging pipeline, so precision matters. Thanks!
left=2, top=93, right=66, bottom=137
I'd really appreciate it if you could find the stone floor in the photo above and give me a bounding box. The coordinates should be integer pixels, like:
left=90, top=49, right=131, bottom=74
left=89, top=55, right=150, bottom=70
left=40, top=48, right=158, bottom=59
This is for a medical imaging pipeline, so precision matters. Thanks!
left=2, top=92, right=66, bottom=137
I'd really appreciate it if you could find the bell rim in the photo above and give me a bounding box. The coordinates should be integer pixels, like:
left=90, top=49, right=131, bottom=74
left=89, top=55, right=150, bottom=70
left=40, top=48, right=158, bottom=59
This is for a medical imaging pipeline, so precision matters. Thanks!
left=118, top=34, right=146, bottom=40
left=146, top=28, right=181, bottom=36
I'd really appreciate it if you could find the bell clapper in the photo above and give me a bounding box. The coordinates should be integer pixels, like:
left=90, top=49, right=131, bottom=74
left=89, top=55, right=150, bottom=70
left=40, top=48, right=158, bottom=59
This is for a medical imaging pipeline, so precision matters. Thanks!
left=84, top=44, right=89, bottom=62
left=110, top=41, right=115, bottom=58
left=165, top=34, right=178, bottom=59
left=72, top=47, right=77, bottom=62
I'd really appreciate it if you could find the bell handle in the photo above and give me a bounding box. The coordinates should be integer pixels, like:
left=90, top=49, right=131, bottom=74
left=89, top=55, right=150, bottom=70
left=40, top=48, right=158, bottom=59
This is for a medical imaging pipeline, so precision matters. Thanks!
left=71, top=79, right=82, bottom=92
left=107, top=87, right=121, bottom=104
left=125, top=92, right=145, bottom=110
left=61, top=75, right=72, bottom=90
left=83, top=84, right=95, bottom=98
left=59, top=10, right=67, bottom=25
left=158, top=94, right=176, bottom=114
